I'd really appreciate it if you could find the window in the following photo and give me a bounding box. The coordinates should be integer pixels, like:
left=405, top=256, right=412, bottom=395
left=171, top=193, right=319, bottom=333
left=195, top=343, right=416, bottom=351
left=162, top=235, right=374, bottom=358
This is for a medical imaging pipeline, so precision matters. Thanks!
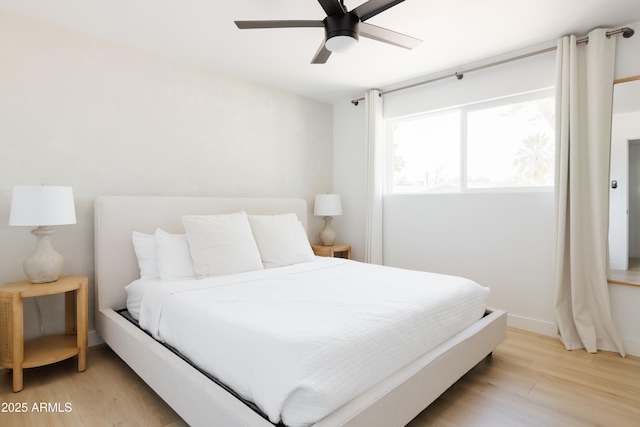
left=389, top=90, right=555, bottom=193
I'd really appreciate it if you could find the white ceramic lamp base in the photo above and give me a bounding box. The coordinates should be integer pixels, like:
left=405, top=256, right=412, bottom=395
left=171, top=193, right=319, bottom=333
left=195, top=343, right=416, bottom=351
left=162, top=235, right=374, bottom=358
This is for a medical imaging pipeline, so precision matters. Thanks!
left=319, top=216, right=337, bottom=246
left=24, top=226, right=64, bottom=284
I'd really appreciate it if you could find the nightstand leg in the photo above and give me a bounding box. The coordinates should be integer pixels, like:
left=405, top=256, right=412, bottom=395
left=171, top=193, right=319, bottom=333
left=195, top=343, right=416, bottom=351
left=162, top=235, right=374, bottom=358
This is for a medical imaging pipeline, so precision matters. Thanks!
left=64, top=290, right=76, bottom=335
left=11, top=293, right=24, bottom=392
left=76, top=284, right=87, bottom=372
left=65, top=286, right=87, bottom=372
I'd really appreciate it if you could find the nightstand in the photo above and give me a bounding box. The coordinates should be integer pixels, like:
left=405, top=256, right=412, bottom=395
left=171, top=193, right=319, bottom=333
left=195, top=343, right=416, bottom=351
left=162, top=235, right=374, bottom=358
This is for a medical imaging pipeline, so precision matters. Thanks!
left=312, top=244, right=352, bottom=259
left=0, top=275, right=88, bottom=392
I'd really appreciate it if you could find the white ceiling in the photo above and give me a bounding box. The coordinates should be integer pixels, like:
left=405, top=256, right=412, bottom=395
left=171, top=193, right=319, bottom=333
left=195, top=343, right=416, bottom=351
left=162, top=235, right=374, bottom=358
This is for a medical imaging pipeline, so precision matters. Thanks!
left=1, top=0, right=639, bottom=104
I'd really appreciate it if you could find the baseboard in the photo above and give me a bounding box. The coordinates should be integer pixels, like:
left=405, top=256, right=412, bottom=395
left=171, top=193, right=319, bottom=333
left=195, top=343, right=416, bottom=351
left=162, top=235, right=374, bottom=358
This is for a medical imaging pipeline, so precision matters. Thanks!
left=506, top=313, right=558, bottom=337
left=89, top=329, right=104, bottom=347
left=507, top=313, right=640, bottom=357
left=621, top=337, right=640, bottom=357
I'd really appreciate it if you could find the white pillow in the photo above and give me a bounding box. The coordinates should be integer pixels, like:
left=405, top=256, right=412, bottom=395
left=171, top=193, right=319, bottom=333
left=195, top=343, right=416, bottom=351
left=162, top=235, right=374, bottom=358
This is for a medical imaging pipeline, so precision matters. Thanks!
left=248, top=213, right=314, bottom=268
left=154, top=229, right=196, bottom=280
left=132, top=231, right=159, bottom=279
left=182, top=212, right=263, bottom=278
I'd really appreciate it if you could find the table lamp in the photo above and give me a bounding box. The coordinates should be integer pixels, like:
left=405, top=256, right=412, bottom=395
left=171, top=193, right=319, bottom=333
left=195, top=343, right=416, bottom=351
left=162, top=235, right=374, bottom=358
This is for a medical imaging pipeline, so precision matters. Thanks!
left=9, top=185, right=77, bottom=283
left=314, top=194, right=342, bottom=246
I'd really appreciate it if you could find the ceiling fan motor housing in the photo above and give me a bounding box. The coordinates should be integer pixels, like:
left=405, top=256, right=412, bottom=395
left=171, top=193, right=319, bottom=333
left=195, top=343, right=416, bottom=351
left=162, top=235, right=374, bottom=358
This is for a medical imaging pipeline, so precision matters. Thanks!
left=324, top=12, right=360, bottom=42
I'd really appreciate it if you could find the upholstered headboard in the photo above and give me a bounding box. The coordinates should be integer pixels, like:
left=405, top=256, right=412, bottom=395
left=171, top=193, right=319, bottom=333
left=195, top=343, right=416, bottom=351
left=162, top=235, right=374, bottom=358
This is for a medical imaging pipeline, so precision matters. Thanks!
left=94, top=196, right=308, bottom=316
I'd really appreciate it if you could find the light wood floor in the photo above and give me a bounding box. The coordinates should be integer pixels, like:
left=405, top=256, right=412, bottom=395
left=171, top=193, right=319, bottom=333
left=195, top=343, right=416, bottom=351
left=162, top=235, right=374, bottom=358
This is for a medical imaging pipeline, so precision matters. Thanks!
left=409, top=328, right=640, bottom=427
left=0, top=345, right=187, bottom=427
left=1, top=328, right=639, bottom=426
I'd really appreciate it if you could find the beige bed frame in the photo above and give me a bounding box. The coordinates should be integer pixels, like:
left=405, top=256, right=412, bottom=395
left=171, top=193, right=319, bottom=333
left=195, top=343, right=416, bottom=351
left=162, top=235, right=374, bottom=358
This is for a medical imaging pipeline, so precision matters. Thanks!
left=94, top=196, right=506, bottom=427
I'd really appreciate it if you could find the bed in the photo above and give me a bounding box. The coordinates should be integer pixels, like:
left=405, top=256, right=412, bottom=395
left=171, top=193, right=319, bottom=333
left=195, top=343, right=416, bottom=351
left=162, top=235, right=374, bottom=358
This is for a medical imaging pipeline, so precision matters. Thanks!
left=94, top=196, right=506, bottom=427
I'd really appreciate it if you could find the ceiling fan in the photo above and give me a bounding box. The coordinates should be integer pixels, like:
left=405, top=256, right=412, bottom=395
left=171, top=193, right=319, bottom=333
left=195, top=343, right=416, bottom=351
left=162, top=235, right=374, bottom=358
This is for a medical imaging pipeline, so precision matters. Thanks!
left=235, top=0, right=422, bottom=64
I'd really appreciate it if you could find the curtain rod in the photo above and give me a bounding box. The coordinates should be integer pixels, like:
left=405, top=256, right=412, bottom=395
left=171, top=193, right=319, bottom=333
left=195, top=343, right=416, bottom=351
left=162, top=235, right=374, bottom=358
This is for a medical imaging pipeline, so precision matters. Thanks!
left=351, top=27, right=635, bottom=105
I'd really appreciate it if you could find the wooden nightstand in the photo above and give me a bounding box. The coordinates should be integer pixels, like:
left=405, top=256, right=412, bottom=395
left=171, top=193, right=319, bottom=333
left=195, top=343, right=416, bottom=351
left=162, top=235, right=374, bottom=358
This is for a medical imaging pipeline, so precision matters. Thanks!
left=312, top=244, right=352, bottom=259
left=0, top=275, right=88, bottom=392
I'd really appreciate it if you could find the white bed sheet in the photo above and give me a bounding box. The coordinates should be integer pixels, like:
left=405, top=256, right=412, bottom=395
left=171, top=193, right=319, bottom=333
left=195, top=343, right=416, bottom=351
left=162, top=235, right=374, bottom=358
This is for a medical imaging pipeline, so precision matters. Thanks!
left=127, top=257, right=489, bottom=427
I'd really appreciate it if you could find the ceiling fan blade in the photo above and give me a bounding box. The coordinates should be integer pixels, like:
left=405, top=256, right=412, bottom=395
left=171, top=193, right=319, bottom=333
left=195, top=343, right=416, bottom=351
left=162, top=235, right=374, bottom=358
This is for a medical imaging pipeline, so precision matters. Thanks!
left=359, top=22, right=422, bottom=49
left=235, top=20, right=324, bottom=29
left=353, top=0, right=406, bottom=21
left=317, top=0, right=347, bottom=16
left=311, top=42, right=332, bottom=64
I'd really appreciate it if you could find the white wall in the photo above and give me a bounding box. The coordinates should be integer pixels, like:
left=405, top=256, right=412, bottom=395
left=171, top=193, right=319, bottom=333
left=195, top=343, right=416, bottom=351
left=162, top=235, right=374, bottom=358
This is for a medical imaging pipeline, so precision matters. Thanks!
left=332, top=102, right=366, bottom=260
left=334, top=20, right=640, bottom=353
left=382, top=192, right=555, bottom=334
left=0, top=9, right=334, bottom=343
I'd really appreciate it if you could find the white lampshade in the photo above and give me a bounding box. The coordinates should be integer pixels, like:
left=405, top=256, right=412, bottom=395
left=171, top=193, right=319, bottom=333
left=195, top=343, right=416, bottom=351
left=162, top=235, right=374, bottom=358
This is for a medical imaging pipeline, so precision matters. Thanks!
left=325, top=35, right=358, bottom=53
left=9, top=185, right=76, bottom=226
left=314, top=194, right=342, bottom=217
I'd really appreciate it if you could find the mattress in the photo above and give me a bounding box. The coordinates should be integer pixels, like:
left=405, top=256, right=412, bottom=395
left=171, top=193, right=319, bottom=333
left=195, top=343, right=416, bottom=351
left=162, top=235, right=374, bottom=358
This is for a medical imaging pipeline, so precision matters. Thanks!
left=127, top=257, right=489, bottom=427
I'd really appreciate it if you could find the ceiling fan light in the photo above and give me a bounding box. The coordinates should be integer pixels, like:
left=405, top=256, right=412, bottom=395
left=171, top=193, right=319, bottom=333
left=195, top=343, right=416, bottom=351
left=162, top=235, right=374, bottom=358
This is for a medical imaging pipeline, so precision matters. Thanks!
left=325, top=35, right=358, bottom=53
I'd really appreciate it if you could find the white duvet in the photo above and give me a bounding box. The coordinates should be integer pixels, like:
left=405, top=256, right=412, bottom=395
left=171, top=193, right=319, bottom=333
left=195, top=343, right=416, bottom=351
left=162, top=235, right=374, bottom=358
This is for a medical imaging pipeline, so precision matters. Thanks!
left=127, top=257, right=489, bottom=427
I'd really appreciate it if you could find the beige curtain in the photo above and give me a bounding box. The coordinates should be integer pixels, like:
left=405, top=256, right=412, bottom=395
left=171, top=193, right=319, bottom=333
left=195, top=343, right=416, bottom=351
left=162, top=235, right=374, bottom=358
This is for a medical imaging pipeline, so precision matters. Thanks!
left=364, top=89, right=384, bottom=264
left=554, top=28, right=625, bottom=355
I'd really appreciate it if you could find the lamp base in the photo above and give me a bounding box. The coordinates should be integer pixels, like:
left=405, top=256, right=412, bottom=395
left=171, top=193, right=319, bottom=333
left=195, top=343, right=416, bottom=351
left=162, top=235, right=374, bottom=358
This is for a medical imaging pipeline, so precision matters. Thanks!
left=24, top=226, right=63, bottom=284
left=319, top=216, right=337, bottom=246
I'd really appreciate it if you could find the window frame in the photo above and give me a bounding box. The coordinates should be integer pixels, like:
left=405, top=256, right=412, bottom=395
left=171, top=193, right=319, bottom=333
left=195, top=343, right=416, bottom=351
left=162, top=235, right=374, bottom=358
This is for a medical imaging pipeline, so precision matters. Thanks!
left=386, top=88, right=555, bottom=195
